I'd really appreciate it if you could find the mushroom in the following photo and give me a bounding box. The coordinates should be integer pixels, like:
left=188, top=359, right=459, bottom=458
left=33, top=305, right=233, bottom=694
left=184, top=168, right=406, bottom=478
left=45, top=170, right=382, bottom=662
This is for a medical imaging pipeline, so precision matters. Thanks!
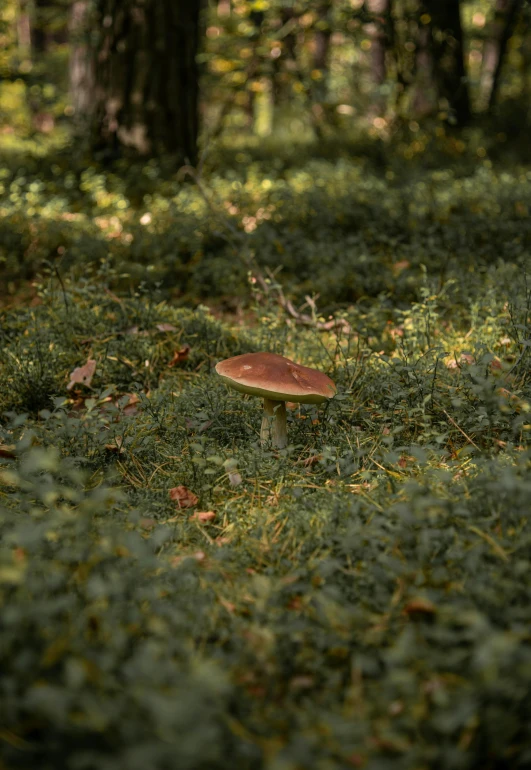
left=215, top=352, right=336, bottom=449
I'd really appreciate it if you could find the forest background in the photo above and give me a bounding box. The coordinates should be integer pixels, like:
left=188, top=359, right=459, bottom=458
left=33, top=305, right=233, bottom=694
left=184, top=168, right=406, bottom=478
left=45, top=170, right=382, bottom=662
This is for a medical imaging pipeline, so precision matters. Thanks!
left=1, top=2, right=531, bottom=770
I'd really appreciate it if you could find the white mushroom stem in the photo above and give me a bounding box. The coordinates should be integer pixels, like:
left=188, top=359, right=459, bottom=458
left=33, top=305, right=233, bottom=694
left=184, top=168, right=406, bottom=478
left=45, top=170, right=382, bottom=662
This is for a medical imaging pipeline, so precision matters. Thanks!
left=261, top=398, right=287, bottom=449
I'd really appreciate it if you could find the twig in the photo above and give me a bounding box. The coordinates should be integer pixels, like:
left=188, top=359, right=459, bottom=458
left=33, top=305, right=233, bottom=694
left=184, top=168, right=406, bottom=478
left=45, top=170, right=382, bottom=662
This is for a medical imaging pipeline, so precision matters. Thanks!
left=178, top=163, right=351, bottom=334
left=440, top=407, right=480, bottom=450
left=467, top=525, right=509, bottom=562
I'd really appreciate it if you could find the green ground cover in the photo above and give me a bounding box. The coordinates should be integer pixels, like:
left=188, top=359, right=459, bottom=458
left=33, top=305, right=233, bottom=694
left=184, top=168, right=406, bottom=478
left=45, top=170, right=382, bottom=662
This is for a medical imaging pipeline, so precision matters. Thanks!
left=1, top=137, right=531, bottom=769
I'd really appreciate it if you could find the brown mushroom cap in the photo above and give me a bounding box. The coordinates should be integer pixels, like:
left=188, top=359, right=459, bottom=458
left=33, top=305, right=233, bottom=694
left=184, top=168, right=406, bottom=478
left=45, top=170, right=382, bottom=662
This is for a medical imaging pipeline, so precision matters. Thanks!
left=215, top=352, right=336, bottom=404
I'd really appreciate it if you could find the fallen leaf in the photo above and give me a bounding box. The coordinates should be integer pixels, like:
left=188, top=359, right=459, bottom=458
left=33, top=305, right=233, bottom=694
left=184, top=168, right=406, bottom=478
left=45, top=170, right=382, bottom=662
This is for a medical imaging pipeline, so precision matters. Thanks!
left=387, top=325, right=404, bottom=339
left=392, top=260, right=410, bottom=274
left=171, top=550, right=206, bottom=567
left=67, top=360, right=96, bottom=390
left=169, top=485, right=198, bottom=508
left=446, top=353, right=475, bottom=370
left=104, top=436, right=125, bottom=454
left=0, top=445, right=16, bottom=459
left=346, top=753, right=365, bottom=768
left=168, top=345, right=191, bottom=366
left=218, top=596, right=236, bottom=614
left=122, top=393, right=140, bottom=416
left=156, top=323, right=177, bottom=332
left=191, top=510, right=216, bottom=523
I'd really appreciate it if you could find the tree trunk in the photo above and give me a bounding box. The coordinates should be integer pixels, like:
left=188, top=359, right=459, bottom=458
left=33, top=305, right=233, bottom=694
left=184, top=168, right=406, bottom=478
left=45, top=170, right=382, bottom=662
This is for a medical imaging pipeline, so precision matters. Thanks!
left=16, top=0, right=32, bottom=61
left=479, top=0, right=523, bottom=111
left=272, top=6, right=298, bottom=107
left=88, top=0, right=201, bottom=162
left=423, top=0, right=470, bottom=126
left=33, top=0, right=52, bottom=54
left=312, top=1, right=332, bottom=105
left=412, top=11, right=437, bottom=117
left=33, top=0, right=67, bottom=54
left=69, top=1, right=95, bottom=124
left=364, top=0, right=391, bottom=115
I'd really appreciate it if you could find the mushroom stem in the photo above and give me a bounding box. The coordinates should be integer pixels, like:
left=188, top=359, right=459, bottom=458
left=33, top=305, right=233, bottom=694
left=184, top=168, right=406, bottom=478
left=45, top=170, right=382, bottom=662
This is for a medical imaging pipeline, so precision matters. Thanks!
left=261, top=398, right=287, bottom=449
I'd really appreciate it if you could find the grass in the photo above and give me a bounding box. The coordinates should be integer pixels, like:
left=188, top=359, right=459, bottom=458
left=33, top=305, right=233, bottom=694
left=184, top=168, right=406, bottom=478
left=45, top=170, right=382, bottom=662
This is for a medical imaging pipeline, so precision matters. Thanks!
left=1, top=131, right=531, bottom=769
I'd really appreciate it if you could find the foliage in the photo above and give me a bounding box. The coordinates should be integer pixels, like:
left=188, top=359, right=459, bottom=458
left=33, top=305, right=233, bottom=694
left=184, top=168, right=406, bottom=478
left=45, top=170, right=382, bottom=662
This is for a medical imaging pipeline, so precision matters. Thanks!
left=1, top=233, right=531, bottom=766
left=1, top=129, right=531, bottom=309
left=0, top=0, right=531, bottom=765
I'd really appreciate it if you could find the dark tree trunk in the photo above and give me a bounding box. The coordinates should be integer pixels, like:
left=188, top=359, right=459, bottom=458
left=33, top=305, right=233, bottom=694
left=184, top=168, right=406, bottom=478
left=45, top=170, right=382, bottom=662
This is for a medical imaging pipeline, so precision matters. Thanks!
left=423, top=0, right=470, bottom=126
left=413, top=11, right=437, bottom=117
left=33, top=0, right=52, bottom=54
left=479, top=0, right=523, bottom=111
left=364, top=0, right=391, bottom=114
left=272, top=6, right=298, bottom=106
left=33, top=0, right=67, bottom=54
left=89, top=0, right=201, bottom=162
left=312, top=1, right=332, bottom=105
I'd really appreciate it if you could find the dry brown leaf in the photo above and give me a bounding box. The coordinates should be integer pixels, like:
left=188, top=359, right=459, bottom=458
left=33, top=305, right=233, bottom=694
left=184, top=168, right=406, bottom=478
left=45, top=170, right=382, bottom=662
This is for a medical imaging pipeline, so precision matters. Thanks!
left=122, top=393, right=141, bottom=416
left=67, top=359, right=96, bottom=391
left=104, top=436, right=125, bottom=454
left=392, top=260, right=410, bottom=274
left=446, top=353, right=475, bottom=370
left=169, top=485, right=198, bottom=508
left=156, top=323, right=177, bottom=332
left=171, top=550, right=206, bottom=567
left=191, top=510, right=216, bottom=523
left=168, top=345, right=191, bottom=367
left=218, top=597, right=236, bottom=614
left=0, top=445, right=16, bottom=459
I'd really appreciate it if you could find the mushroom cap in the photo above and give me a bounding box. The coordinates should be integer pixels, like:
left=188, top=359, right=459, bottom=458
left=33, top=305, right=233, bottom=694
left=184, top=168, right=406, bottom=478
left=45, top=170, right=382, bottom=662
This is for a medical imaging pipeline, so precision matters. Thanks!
left=215, top=352, right=336, bottom=404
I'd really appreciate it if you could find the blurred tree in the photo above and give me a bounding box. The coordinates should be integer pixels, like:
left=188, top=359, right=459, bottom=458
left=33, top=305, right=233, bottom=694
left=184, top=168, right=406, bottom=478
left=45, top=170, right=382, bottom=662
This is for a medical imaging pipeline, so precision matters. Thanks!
left=364, top=0, right=391, bottom=115
left=33, top=0, right=67, bottom=53
left=412, top=7, right=437, bottom=117
left=312, top=0, right=332, bottom=105
left=32, top=0, right=51, bottom=52
left=69, top=0, right=93, bottom=123
left=423, top=0, right=470, bottom=125
left=85, top=0, right=202, bottom=162
left=479, top=0, right=524, bottom=111
left=272, top=3, right=298, bottom=107
left=16, top=0, right=31, bottom=63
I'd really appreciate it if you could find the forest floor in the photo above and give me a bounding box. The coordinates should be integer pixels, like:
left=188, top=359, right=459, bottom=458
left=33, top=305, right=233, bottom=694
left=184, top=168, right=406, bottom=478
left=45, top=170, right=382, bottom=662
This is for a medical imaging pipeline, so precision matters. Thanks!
left=1, top=130, right=531, bottom=769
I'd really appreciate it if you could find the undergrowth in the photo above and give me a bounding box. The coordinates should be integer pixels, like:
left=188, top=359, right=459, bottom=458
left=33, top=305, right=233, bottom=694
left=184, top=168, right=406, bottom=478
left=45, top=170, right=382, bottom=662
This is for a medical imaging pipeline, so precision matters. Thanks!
left=1, top=248, right=531, bottom=767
